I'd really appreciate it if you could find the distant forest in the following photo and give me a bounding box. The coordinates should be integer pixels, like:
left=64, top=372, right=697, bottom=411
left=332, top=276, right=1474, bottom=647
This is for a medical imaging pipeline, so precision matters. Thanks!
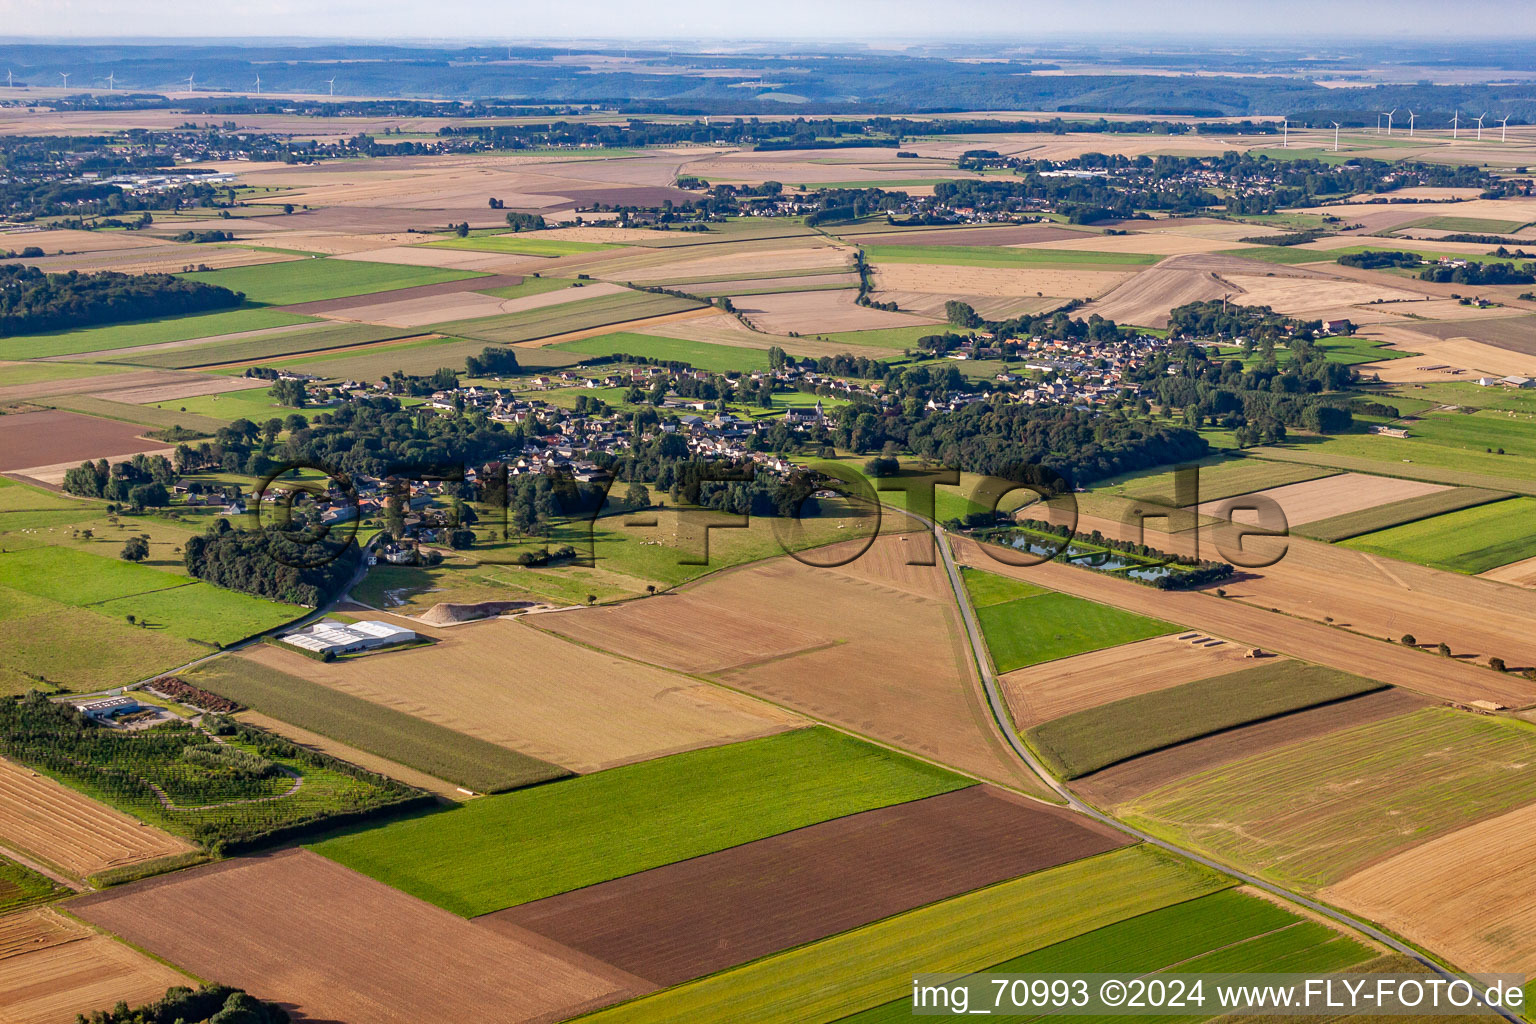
left=0, top=265, right=243, bottom=337
left=1, top=42, right=1534, bottom=120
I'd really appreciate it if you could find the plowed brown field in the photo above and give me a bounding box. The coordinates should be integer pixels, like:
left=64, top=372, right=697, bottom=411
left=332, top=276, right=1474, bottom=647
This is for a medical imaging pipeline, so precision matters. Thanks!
left=0, top=908, right=191, bottom=1024
left=0, top=757, right=193, bottom=880
left=0, top=411, right=152, bottom=473
left=69, top=850, right=647, bottom=1024
left=481, top=785, right=1127, bottom=987
left=1196, top=473, right=1449, bottom=526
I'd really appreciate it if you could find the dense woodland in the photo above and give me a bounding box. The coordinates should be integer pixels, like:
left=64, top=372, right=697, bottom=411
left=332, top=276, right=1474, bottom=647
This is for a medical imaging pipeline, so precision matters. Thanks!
left=0, top=265, right=241, bottom=337
left=184, top=519, right=361, bottom=607
left=76, top=983, right=289, bottom=1024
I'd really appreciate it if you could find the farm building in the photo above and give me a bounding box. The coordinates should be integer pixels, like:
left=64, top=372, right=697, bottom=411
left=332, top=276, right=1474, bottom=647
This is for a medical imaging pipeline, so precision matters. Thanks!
left=73, top=696, right=141, bottom=720
left=280, top=619, right=418, bottom=657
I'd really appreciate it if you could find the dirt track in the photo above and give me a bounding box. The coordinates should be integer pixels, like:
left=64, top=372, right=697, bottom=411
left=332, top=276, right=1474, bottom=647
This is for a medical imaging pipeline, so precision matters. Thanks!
left=480, top=785, right=1127, bottom=987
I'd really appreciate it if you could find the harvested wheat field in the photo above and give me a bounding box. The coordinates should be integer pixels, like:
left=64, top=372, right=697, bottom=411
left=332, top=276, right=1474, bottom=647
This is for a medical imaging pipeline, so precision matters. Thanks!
left=1023, top=232, right=1253, bottom=256
left=594, top=241, right=851, bottom=285
left=482, top=786, right=1128, bottom=987
left=1074, top=688, right=1431, bottom=808
left=329, top=282, right=623, bottom=328
left=1078, top=264, right=1230, bottom=328
left=1323, top=800, right=1536, bottom=976
left=0, top=228, right=168, bottom=254
left=873, top=262, right=1138, bottom=300
left=735, top=288, right=940, bottom=334
left=69, top=850, right=645, bottom=1024
left=1228, top=274, right=1430, bottom=316
left=0, top=757, right=193, bottom=879
left=237, top=617, right=803, bottom=773
left=1001, top=634, right=1271, bottom=727
left=881, top=291, right=1066, bottom=320
left=1197, top=473, right=1450, bottom=527
left=0, top=908, right=193, bottom=1024
left=541, top=536, right=1045, bottom=792
left=1478, top=554, right=1536, bottom=587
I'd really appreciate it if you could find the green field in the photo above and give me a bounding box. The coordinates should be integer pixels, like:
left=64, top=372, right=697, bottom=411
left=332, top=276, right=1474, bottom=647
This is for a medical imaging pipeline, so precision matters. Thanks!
left=961, top=565, right=1047, bottom=607
left=969, top=571, right=1179, bottom=674
left=864, top=245, right=1159, bottom=268
left=1122, top=707, right=1536, bottom=888
left=0, top=853, right=67, bottom=913
left=1026, top=662, right=1386, bottom=780
left=427, top=235, right=618, bottom=257
left=92, top=583, right=303, bottom=646
left=472, top=276, right=579, bottom=300
left=1340, top=495, right=1536, bottom=573
left=311, top=727, right=968, bottom=916
left=0, top=546, right=191, bottom=606
left=814, top=324, right=950, bottom=349
left=839, top=889, right=1370, bottom=1023
left=1296, top=487, right=1512, bottom=542
left=186, top=656, right=568, bottom=794
left=3, top=308, right=315, bottom=360
left=1406, top=216, right=1529, bottom=234
left=36, top=396, right=228, bottom=435
left=148, top=385, right=313, bottom=423
left=577, top=845, right=1233, bottom=1024
left=549, top=330, right=770, bottom=372
left=181, top=259, right=482, bottom=306
left=1252, top=432, right=1536, bottom=494
left=0, top=360, right=134, bottom=387
left=118, top=322, right=415, bottom=370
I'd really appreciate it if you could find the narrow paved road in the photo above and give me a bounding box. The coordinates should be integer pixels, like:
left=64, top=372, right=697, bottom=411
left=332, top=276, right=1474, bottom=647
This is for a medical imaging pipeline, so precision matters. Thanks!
left=927, top=517, right=1521, bottom=1021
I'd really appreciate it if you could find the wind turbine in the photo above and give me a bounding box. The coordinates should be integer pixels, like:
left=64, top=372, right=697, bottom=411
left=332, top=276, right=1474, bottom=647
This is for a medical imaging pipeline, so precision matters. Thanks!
left=325, top=77, right=336, bottom=97
left=58, top=72, right=69, bottom=88
left=5, top=70, right=13, bottom=89
left=1384, top=109, right=1396, bottom=135
left=1476, top=112, right=1486, bottom=141
left=1451, top=111, right=1460, bottom=139
left=1331, top=121, right=1341, bottom=151
left=1500, top=115, right=1510, bottom=143
left=253, top=73, right=261, bottom=95
left=1407, top=110, right=1416, bottom=136
left=1281, top=118, right=1288, bottom=148
left=1375, top=112, right=1384, bottom=133
left=104, top=72, right=115, bottom=91
left=185, top=73, right=195, bottom=93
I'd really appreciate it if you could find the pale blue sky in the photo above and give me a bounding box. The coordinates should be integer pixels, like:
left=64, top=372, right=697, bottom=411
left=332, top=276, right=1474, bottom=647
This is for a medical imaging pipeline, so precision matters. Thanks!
left=1, top=0, right=1532, bottom=41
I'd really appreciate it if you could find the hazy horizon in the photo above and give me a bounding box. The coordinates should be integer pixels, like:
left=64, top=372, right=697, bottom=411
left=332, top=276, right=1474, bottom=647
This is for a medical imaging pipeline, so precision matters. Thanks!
left=5, top=0, right=1536, bottom=43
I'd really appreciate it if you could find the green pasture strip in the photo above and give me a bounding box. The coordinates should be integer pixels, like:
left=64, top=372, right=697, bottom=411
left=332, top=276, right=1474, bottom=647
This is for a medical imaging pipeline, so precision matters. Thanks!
left=551, top=331, right=770, bottom=373
left=310, top=727, right=968, bottom=916
left=974, top=585, right=1180, bottom=675
left=1296, top=487, right=1513, bottom=542
left=1, top=308, right=315, bottom=360
left=1026, top=662, right=1387, bottom=780
left=575, top=845, right=1232, bottom=1024
left=1340, top=494, right=1536, bottom=573
left=181, top=259, right=483, bottom=306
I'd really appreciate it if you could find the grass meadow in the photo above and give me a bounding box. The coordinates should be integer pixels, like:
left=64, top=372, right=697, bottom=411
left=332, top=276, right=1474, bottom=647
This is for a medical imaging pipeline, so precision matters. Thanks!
left=5, top=307, right=315, bottom=360
left=1341, top=496, right=1536, bottom=573
left=181, top=259, right=482, bottom=306
left=863, top=245, right=1160, bottom=268
left=550, top=330, right=771, bottom=372
left=427, top=236, right=618, bottom=257
left=310, top=727, right=969, bottom=916
left=839, top=889, right=1370, bottom=1022
left=967, top=570, right=1178, bottom=674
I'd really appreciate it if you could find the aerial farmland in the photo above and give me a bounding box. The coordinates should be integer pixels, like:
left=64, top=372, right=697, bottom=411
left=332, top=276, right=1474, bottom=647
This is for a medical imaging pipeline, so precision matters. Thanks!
left=3, top=21, right=1536, bottom=1024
